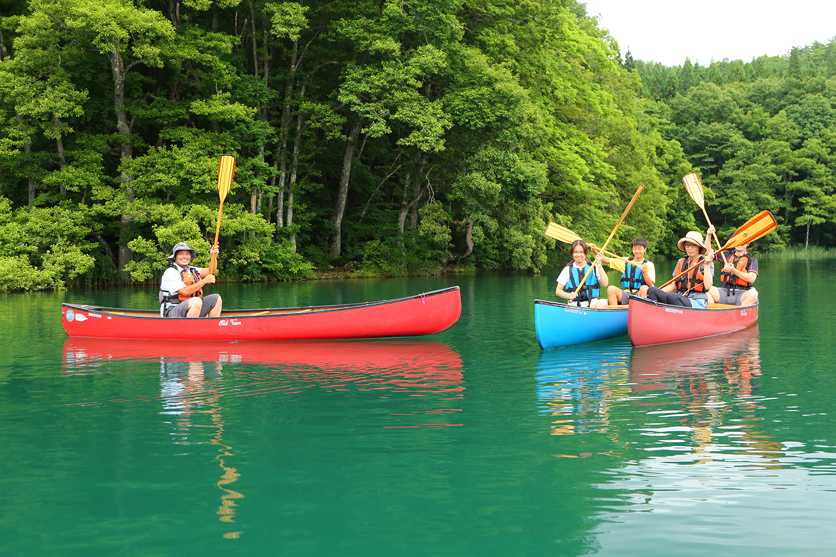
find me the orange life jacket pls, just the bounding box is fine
[178,266,203,302]
[720,253,753,292]
[674,256,706,294]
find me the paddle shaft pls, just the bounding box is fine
[573,184,644,296]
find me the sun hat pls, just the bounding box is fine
[676,231,706,253]
[168,242,197,261]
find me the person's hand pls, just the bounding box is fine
[594,251,604,266]
[705,248,714,262]
[707,225,716,236]
[566,292,577,302]
[641,263,648,274]
[202,274,216,285]
[723,262,734,273]
[210,244,219,256]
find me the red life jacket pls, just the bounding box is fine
[674,256,706,294]
[720,253,753,292]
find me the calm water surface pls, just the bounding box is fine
[2,259,835,556]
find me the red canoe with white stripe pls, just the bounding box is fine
[61,287,461,340]
[628,295,758,347]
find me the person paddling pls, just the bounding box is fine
[600,237,655,305]
[644,231,714,308]
[159,242,223,318]
[707,225,759,306]
[555,239,609,308]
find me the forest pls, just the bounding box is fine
[0,0,833,291]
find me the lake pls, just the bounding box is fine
[1,258,835,556]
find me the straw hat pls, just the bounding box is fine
[677,231,706,253]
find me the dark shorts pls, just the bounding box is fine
[716,289,746,306]
[165,294,220,317]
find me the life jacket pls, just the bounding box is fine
[720,252,753,293]
[620,257,651,292]
[564,262,600,302]
[159,264,203,305]
[674,256,706,294]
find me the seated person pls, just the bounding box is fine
[159,242,223,318]
[601,237,655,305]
[708,234,758,306]
[555,239,609,308]
[644,231,714,308]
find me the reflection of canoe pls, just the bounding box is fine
[629,325,760,392]
[61,287,461,340]
[534,299,627,349]
[63,337,464,391]
[628,296,758,347]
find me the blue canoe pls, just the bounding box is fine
[534,299,628,350]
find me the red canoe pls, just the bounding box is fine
[628,295,758,347]
[62,286,461,340]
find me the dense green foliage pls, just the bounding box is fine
[0,0,691,290]
[635,43,836,250]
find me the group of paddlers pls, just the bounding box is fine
[555,226,758,309]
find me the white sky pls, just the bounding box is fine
[583,0,836,67]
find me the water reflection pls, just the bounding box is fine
[63,338,465,538]
[536,340,632,438]
[627,326,774,465]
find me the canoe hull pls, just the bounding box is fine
[534,299,628,350]
[628,296,758,347]
[62,287,461,341]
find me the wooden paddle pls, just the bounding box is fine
[660,210,777,290]
[572,184,644,297]
[209,155,236,275]
[544,222,644,270]
[683,173,728,264]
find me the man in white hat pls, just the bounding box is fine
[159,242,223,318]
[643,230,715,308]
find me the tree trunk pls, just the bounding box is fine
[53,113,67,198]
[274,38,299,231]
[108,47,135,278]
[805,220,811,251]
[460,220,475,260]
[330,121,361,256]
[287,110,305,254]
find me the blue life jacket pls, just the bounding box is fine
[620,258,651,292]
[564,262,600,302]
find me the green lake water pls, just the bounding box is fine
[2,258,836,556]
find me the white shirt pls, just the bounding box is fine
[160,264,194,316]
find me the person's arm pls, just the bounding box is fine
[641,261,655,287]
[196,245,220,277]
[594,252,608,288]
[724,259,758,284]
[702,257,714,291]
[178,274,215,297]
[555,282,578,302]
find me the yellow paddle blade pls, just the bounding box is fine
[217,154,236,202]
[682,173,704,208]
[544,222,582,243]
[723,210,777,249]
